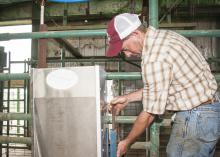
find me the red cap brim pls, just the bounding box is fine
[106,17,123,57]
[106,39,122,57]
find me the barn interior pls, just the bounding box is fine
[0,0,220,157]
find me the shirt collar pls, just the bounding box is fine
[142,26,157,57]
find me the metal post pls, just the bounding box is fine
[61,48,66,67]
[118,60,125,140]
[38,24,48,68]
[17,88,20,134]
[31,0,40,67]
[149,0,159,28]
[150,123,160,157]
[0,47,4,157]
[149,0,159,156]
[110,130,117,157]
[6,51,11,157]
[24,60,27,137]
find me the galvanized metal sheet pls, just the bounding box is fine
[32,66,106,157]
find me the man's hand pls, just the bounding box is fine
[117,139,130,157]
[116,111,155,157]
[108,89,143,115]
[108,96,129,115]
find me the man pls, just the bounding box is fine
[106,13,220,157]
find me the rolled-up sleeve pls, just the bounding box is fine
[142,61,173,115]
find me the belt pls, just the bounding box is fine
[201,98,216,106]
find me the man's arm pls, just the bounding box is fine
[124,88,143,102]
[109,88,143,114]
[117,111,155,157]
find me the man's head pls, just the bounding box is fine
[106,13,144,57]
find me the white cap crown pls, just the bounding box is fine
[114,13,141,39]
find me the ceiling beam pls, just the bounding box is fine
[54,38,83,58]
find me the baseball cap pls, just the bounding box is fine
[106,13,142,57]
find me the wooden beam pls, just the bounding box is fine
[54,38,82,58]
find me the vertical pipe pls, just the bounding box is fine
[150,123,160,157]
[62,2,67,67]
[38,2,47,68]
[149,0,159,28]
[118,61,125,143]
[24,60,27,138]
[17,88,20,134]
[31,1,40,66]
[216,20,220,70]
[0,47,5,157]
[146,129,149,157]
[105,128,109,157]
[27,66,31,136]
[149,0,159,156]
[61,48,65,67]
[40,5,44,25]
[6,52,11,157]
[37,24,48,68]
[63,3,68,26]
[110,130,117,157]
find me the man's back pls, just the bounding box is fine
[141,26,217,113]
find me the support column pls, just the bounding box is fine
[0,47,6,157]
[216,17,220,70]
[149,0,159,156]
[149,0,159,28]
[31,1,40,67]
[37,24,48,68]
[150,123,160,157]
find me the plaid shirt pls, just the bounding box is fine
[141,26,217,114]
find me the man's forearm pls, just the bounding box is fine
[124,88,143,103]
[124,111,155,145]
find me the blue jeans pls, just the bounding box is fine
[166,101,220,157]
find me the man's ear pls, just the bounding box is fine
[130,30,141,38]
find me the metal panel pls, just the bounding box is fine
[33,66,98,98]
[32,66,106,157]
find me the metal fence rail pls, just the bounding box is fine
[1,72,220,81]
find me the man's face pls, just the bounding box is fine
[121,34,142,57]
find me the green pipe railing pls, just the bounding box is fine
[0,73,29,81]
[0,29,106,41]
[9,57,220,66]
[0,133,148,149]
[104,116,171,126]
[106,72,142,80]
[175,30,220,37]
[1,72,220,81]
[0,29,220,41]
[0,136,31,144]
[0,112,171,146]
[0,114,171,126]
[0,113,31,121]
